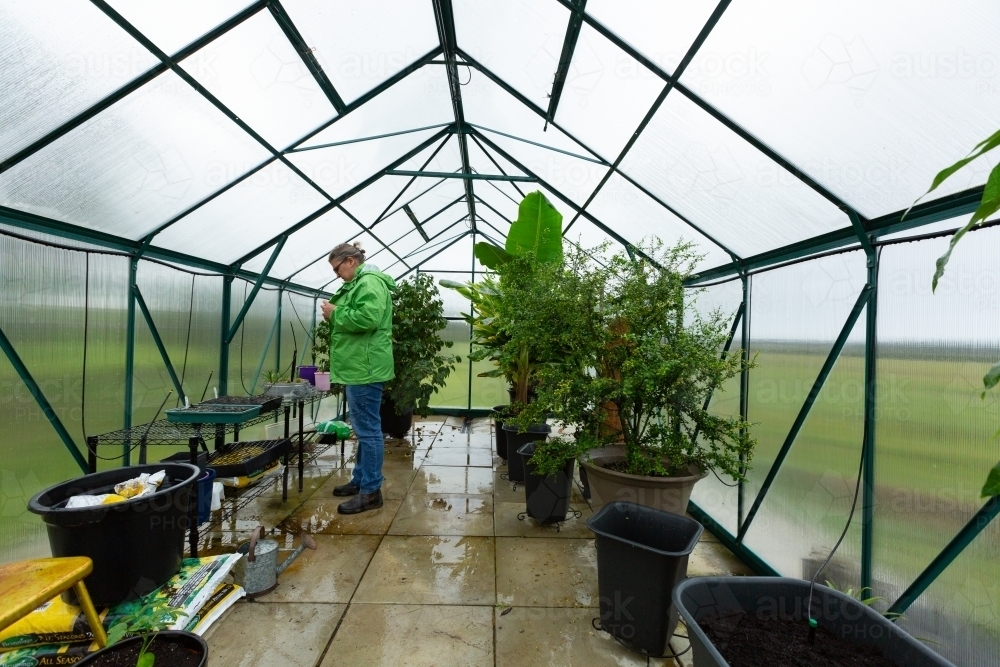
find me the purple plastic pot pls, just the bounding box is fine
[298,365,318,385]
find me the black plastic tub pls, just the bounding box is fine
[518,441,574,523]
[28,464,199,607]
[587,501,703,657]
[380,396,413,439]
[502,423,550,483]
[75,631,208,666]
[673,577,955,667]
[492,405,509,460]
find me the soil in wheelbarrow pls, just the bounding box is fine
[89,640,202,667]
[701,612,897,667]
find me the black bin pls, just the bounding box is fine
[492,405,509,460]
[502,423,549,482]
[587,501,703,657]
[28,463,199,607]
[518,441,574,523]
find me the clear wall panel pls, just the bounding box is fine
[0,0,157,162]
[227,280,280,396]
[873,230,1000,664]
[585,0,719,76]
[453,0,569,110]
[429,320,472,410]
[182,10,337,150]
[586,171,731,270]
[277,291,317,383]
[555,24,663,161]
[620,92,848,258]
[744,251,867,508]
[681,0,1000,218]
[242,206,355,280]
[108,0,253,55]
[0,70,270,240]
[282,0,440,103]
[155,160,329,264]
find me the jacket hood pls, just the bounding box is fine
[356,263,396,291]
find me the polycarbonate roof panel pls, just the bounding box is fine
[680,0,1000,217]
[338,174,414,226]
[619,92,848,257]
[281,0,440,103]
[154,160,329,264]
[467,136,529,179]
[298,65,453,148]
[418,233,475,272]
[462,67,596,158]
[0,69,270,239]
[563,218,623,263]
[475,184,520,223]
[287,127,444,199]
[0,0,158,162]
[107,0,253,55]
[587,172,731,270]
[242,205,355,279]
[181,10,336,150]
[554,23,663,161]
[453,0,570,109]
[479,131,609,205]
[405,228,470,268]
[370,207,418,244]
[422,200,469,239]
[407,178,467,221]
[585,0,719,75]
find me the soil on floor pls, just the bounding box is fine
[700,612,897,667]
[87,639,202,667]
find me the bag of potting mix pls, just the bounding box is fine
[0,554,243,659]
[217,459,284,488]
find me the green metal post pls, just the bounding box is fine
[133,285,185,400]
[123,256,138,465]
[738,273,750,527]
[468,230,476,412]
[250,305,281,395]
[275,290,283,379]
[219,275,233,396]
[0,323,88,472]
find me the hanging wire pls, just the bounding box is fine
[175,274,197,407]
[80,253,90,441]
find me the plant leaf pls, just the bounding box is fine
[905,128,1000,218]
[505,191,563,264]
[137,652,155,667]
[474,242,511,269]
[930,163,1000,291]
[438,279,467,290]
[981,460,1000,498]
[983,362,1000,395]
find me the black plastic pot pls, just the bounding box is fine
[380,396,413,439]
[587,501,703,657]
[75,631,208,666]
[28,464,199,607]
[502,423,550,483]
[518,441,574,523]
[673,577,955,667]
[492,405,509,460]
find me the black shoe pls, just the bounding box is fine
[333,482,360,497]
[337,490,383,514]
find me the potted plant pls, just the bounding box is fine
[514,241,755,515]
[76,599,207,666]
[381,273,460,438]
[261,369,310,398]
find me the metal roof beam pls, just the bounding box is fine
[268,0,346,113]
[545,0,587,125]
[404,205,431,242]
[386,170,536,182]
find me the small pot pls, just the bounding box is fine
[579,446,707,516]
[74,631,207,666]
[298,365,318,385]
[314,372,330,391]
[502,424,550,483]
[518,441,574,523]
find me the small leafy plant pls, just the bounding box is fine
[105,599,182,667]
[262,370,284,384]
[313,318,331,372]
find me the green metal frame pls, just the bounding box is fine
[132,285,185,400]
[385,170,537,182]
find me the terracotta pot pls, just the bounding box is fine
[579,446,707,516]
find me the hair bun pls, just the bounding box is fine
[352,241,366,255]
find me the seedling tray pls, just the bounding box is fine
[165,404,262,424]
[198,395,282,415]
[206,439,292,478]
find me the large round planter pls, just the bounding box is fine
[492,405,510,460]
[380,396,414,439]
[75,631,208,666]
[502,424,550,483]
[28,464,199,607]
[579,447,707,516]
[518,441,574,523]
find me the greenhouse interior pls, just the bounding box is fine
[1,1,998,666]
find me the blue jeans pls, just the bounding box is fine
[346,383,384,494]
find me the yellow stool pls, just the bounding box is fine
[0,557,108,648]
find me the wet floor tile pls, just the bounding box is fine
[262,535,381,603]
[431,430,493,449]
[687,540,754,577]
[496,537,598,608]
[203,602,344,667]
[353,535,496,605]
[409,466,495,495]
[279,497,402,535]
[494,606,674,667]
[316,466,417,500]
[493,471,522,503]
[422,448,495,467]
[494,502,594,538]
[389,493,494,536]
[320,604,493,667]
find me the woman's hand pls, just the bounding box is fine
[321,301,335,321]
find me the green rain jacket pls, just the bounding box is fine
[328,264,396,386]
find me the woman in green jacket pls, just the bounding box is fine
[320,242,396,514]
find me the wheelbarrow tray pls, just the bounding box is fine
[207,439,292,478]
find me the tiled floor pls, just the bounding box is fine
[201,416,753,666]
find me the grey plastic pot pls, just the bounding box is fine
[579,446,707,515]
[672,577,955,667]
[74,631,207,666]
